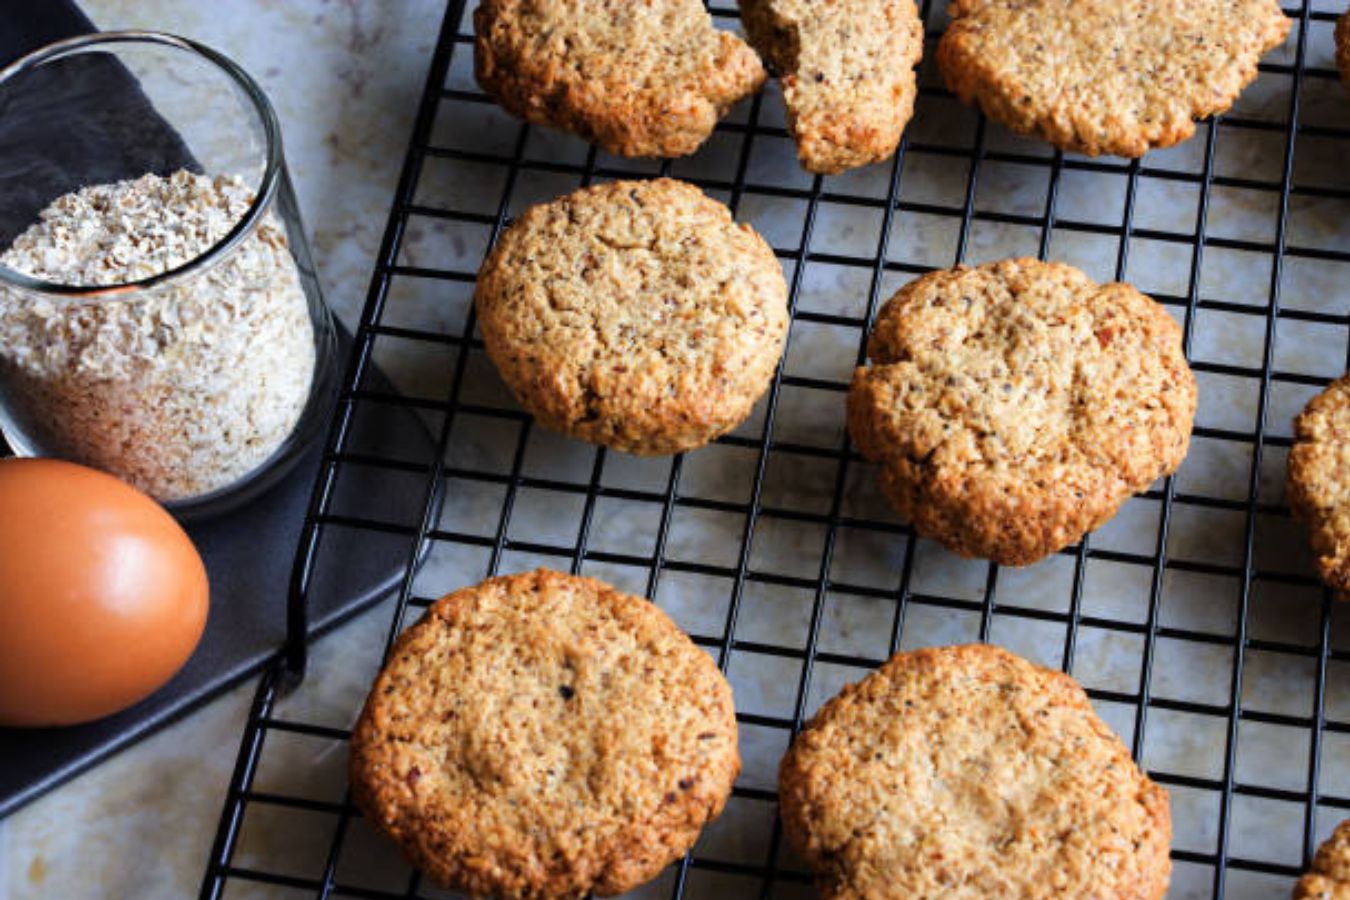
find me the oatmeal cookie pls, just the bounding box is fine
[475,178,788,455]
[778,644,1172,899]
[937,0,1291,157]
[349,569,740,899]
[1287,375,1350,600]
[847,258,1196,566]
[1296,819,1350,899]
[739,0,924,174]
[473,0,765,158]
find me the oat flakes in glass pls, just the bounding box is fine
[0,32,337,517]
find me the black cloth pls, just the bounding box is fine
[0,0,95,63]
[0,0,196,245]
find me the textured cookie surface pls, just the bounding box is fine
[476,179,788,455]
[1296,819,1350,899]
[937,0,1291,157]
[474,0,765,158]
[350,569,740,899]
[740,0,924,173]
[848,258,1196,566]
[1287,375,1350,600]
[778,644,1172,899]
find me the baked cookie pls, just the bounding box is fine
[848,258,1196,566]
[475,178,788,455]
[937,0,1291,157]
[739,0,924,174]
[778,644,1172,899]
[1287,374,1350,599]
[474,0,765,158]
[1296,819,1350,899]
[350,569,739,899]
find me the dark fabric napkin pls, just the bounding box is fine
[0,0,196,244]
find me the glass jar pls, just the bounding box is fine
[0,31,337,518]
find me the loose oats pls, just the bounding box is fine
[0,170,316,501]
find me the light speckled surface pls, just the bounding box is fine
[6,2,1350,899]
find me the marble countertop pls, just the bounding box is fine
[0,2,442,897]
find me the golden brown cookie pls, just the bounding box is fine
[473,0,765,158]
[937,0,1291,157]
[1287,375,1350,600]
[1295,819,1350,899]
[475,178,788,455]
[847,258,1196,566]
[739,0,924,174]
[778,644,1172,900]
[349,569,740,899]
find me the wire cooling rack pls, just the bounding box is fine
[200,1,1350,897]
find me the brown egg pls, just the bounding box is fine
[0,458,209,726]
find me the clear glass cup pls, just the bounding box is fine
[0,31,337,518]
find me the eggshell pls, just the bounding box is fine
[0,458,209,727]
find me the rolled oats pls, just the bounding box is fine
[0,170,316,501]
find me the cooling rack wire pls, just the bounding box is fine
[201,2,1350,897]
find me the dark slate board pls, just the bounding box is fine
[0,326,436,818]
[0,2,436,816]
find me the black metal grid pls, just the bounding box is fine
[200,1,1350,897]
